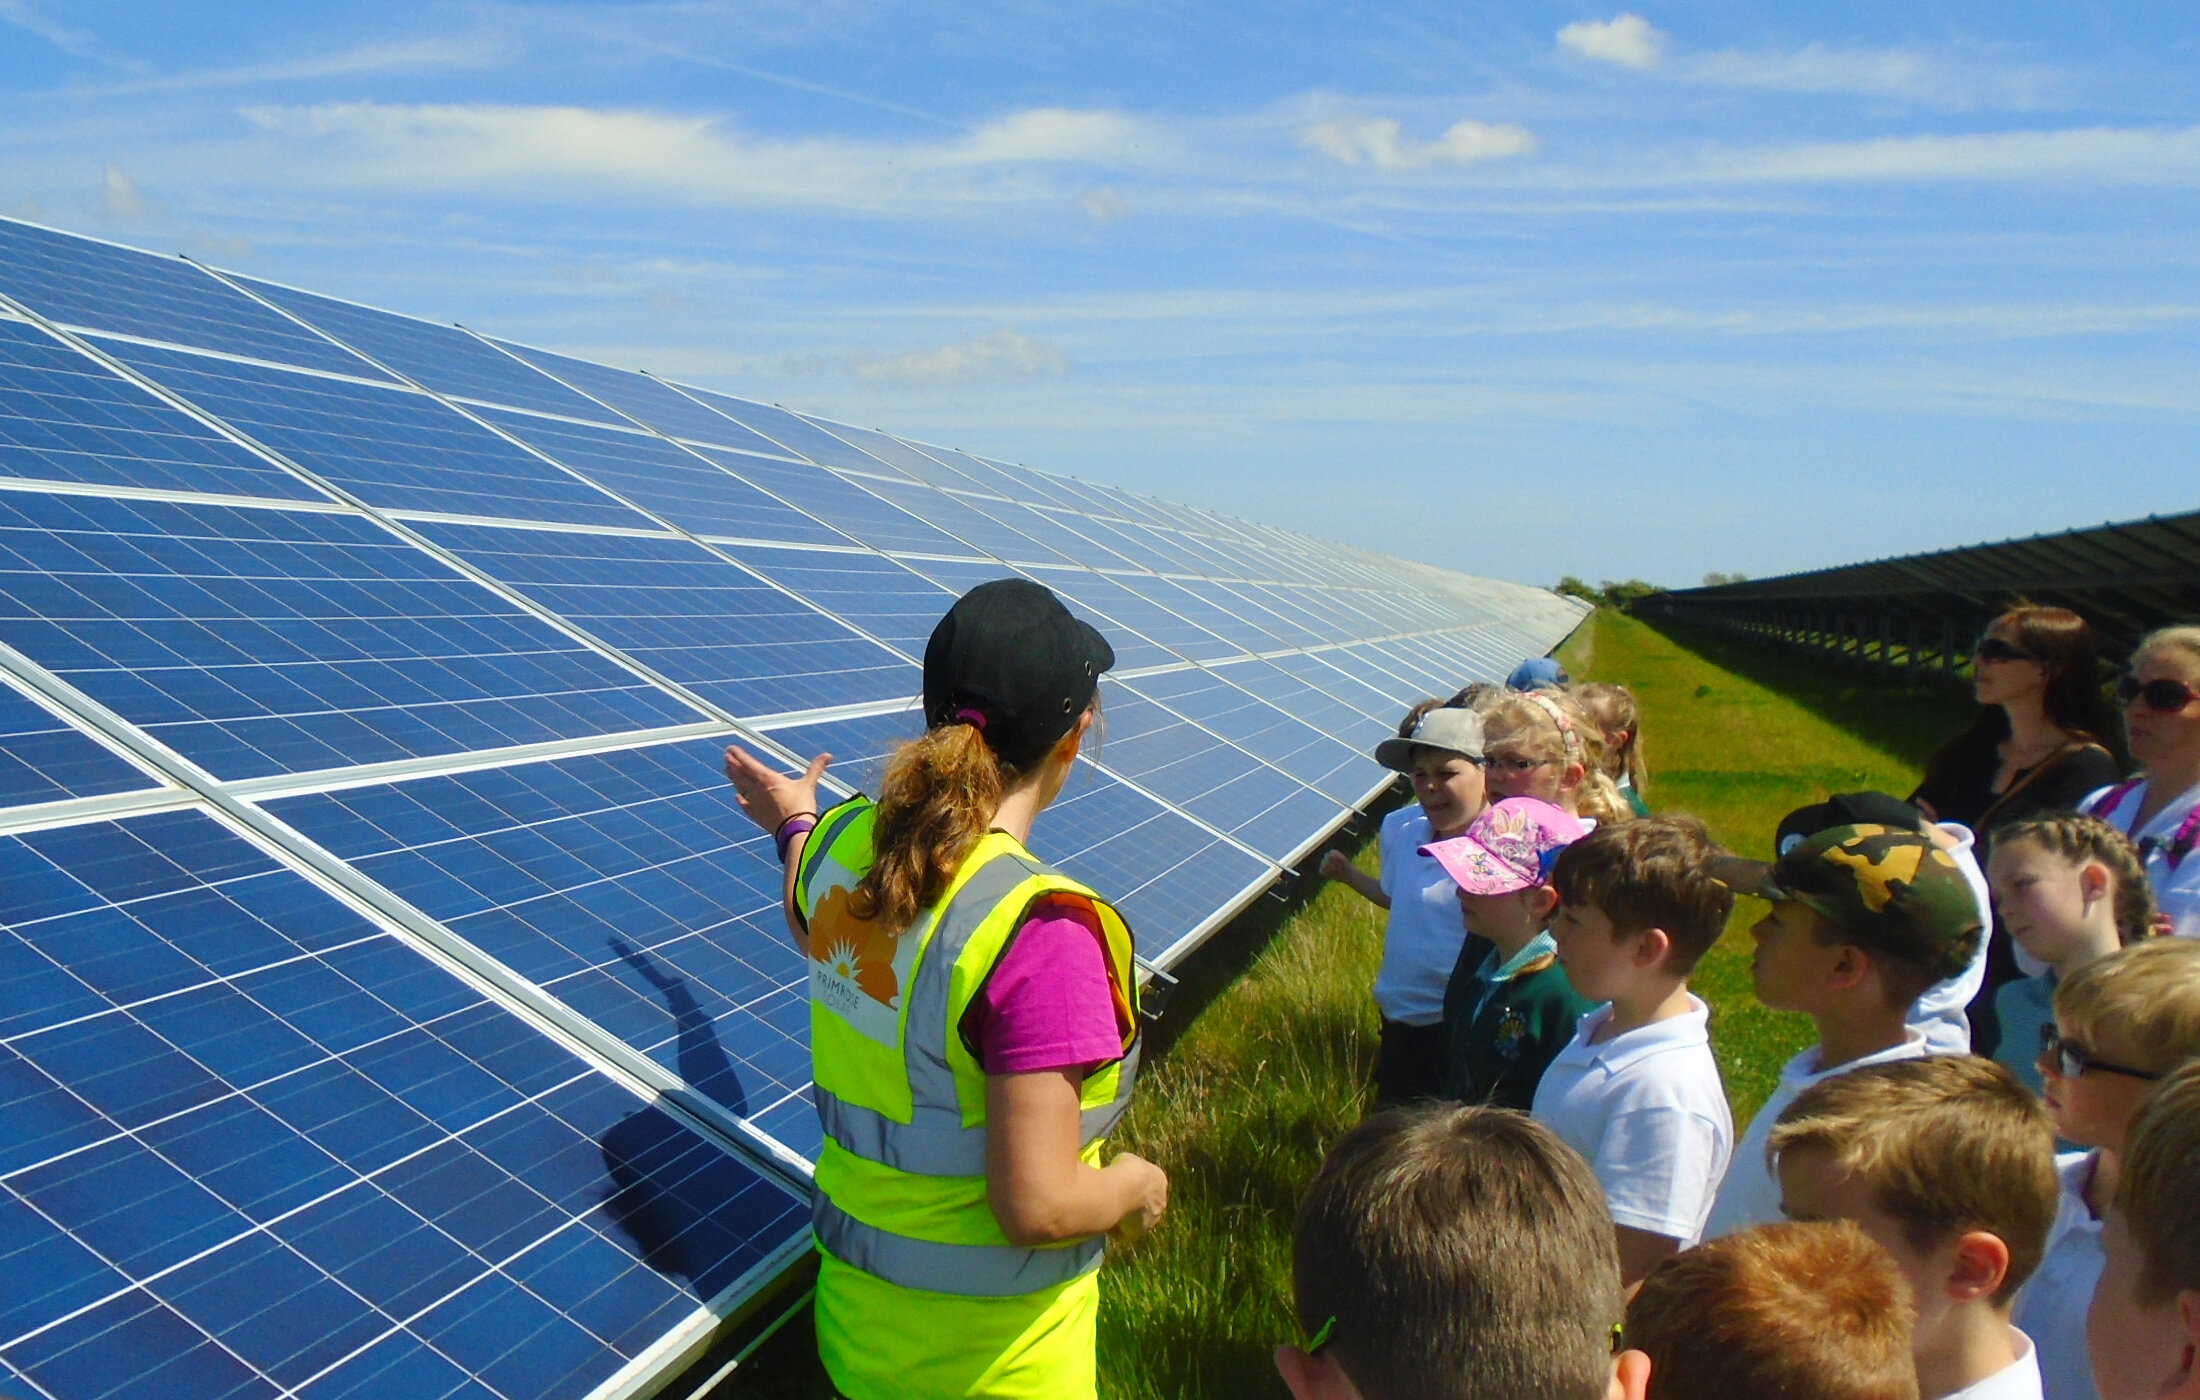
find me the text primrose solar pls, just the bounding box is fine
[0,217,1587,1400]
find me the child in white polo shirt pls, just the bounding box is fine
[1535,815,1736,1288]
[2015,939,2200,1400]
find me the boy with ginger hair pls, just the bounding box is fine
[1774,1056,2058,1400]
[1627,1220,1919,1400]
[1534,816,1736,1286]
[1278,1103,1650,1400]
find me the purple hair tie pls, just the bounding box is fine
[953,707,989,730]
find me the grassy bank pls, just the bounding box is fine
[724,609,1975,1398]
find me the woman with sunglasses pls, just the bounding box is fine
[1911,605,2120,1053]
[2085,626,2200,939]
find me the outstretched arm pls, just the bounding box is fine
[724,744,832,950]
[1317,848,1390,908]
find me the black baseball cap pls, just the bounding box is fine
[923,578,1115,770]
[1775,791,1926,856]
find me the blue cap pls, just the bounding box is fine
[1505,656,1570,690]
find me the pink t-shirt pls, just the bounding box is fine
[959,899,1129,1076]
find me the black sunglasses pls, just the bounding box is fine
[1974,637,2037,665]
[2117,674,2200,712]
[2040,1025,2160,1082]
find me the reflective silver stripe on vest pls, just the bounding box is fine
[899,851,1049,1124]
[814,1193,1104,1297]
[816,1084,988,1177]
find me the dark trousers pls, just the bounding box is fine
[1374,1017,1450,1108]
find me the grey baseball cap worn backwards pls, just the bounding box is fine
[1374,706,1486,772]
[1705,823,1982,981]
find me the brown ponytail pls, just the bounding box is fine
[850,722,1019,934]
[1991,811,2160,945]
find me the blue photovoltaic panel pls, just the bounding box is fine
[671,389,901,477]
[492,344,793,459]
[98,340,654,531]
[942,451,1088,512]
[1269,651,1418,728]
[471,407,847,548]
[756,709,922,798]
[855,478,1074,566]
[235,279,618,424]
[414,521,918,719]
[0,491,703,779]
[1028,768,1274,961]
[1092,678,1344,862]
[1039,569,1242,663]
[1117,575,1284,652]
[687,446,971,558]
[1176,579,1324,650]
[790,418,926,483]
[710,545,956,659]
[0,318,329,503]
[263,739,823,1157]
[1338,641,1453,704]
[1124,667,1383,806]
[0,807,807,1400]
[0,680,154,809]
[947,491,1139,572]
[0,221,387,382]
[1221,658,1394,752]
[895,559,1177,673]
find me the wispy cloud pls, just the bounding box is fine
[1556,14,1666,71]
[1681,43,2059,108]
[846,329,1070,386]
[73,37,503,97]
[0,0,142,68]
[1687,125,2200,185]
[1300,116,1537,170]
[236,101,1173,212]
[99,163,149,221]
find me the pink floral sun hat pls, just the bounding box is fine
[1420,797,1587,895]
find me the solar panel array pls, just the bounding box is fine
[0,217,1589,1400]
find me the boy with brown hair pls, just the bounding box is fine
[1773,1056,2059,1400]
[1703,824,1983,1237]
[1535,816,1736,1286]
[2089,1061,2200,1400]
[1627,1220,1919,1400]
[2019,939,2200,1400]
[1277,1103,1651,1400]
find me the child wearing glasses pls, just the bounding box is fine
[1984,814,2160,1094]
[1772,1057,2058,1400]
[1481,688,1632,827]
[1277,1103,1651,1400]
[2084,627,2200,940]
[2013,939,2200,1400]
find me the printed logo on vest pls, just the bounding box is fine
[808,883,922,1047]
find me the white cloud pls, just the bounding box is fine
[1557,14,1666,71]
[99,163,148,221]
[0,0,140,68]
[1301,116,1536,170]
[847,329,1069,386]
[235,101,1171,212]
[1680,44,2056,107]
[1080,185,1131,223]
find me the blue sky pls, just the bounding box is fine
[3,2,2195,590]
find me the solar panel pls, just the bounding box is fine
[0,807,806,1400]
[0,491,703,779]
[0,215,1589,1400]
[0,318,330,503]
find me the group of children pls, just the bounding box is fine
[1290,655,2200,1400]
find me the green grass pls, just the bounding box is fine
[720,609,1975,1398]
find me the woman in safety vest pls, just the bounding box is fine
[724,577,1169,1399]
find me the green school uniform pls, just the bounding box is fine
[1441,932,1597,1111]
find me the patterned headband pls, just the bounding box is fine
[1519,690,1584,769]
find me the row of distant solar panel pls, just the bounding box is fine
[0,214,1587,1400]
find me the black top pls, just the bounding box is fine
[1911,738,2124,836]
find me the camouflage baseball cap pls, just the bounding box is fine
[1704,823,1981,981]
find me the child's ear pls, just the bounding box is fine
[2079,860,2112,907]
[1826,942,1873,993]
[1526,885,1561,922]
[1275,1345,1361,1400]
[1946,1229,2012,1303]
[1609,1348,1653,1400]
[1633,927,1673,970]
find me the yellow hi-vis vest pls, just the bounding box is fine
[793,796,1142,1399]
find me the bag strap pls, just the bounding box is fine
[1978,742,2107,829]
